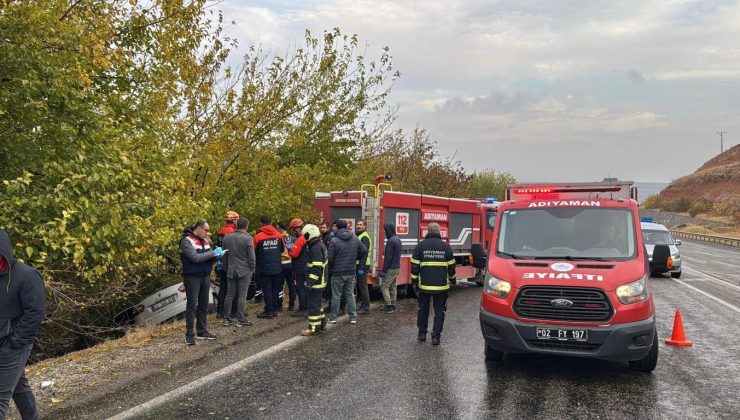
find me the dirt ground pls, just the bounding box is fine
[7,303,301,419]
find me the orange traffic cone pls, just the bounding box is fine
[665,308,693,347]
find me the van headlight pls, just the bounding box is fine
[616,274,649,304]
[484,272,511,299]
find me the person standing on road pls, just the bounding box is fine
[253,216,285,319]
[221,218,256,328]
[277,222,297,312]
[0,229,45,420]
[300,224,328,336]
[380,222,401,313]
[288,219,309,317]
[411,222,456,346]
[327,220,367,324]
[180,220,224,345]
[216,211,240,320]
[355,219,372,314]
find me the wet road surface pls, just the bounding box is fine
[100,240,740,419]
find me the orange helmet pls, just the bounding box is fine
[225,211,240,221]
[289,218,304,230]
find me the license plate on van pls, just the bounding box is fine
[151,294,177,312]
[536,328,588,341]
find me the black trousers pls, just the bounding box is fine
[184,275,211,336]
[260,273,282,315]
[306,288,326,332]
[356,267,370,310]
[280,264,296,307]
[417,291,448,338]
[294,271,308,312]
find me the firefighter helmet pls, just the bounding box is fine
[302,224,320,241]
[289,218,304,230]
[225,211,240,221]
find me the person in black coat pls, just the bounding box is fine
[0,229,46,420]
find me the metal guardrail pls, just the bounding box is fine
[671,230,740,248]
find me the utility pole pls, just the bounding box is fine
[717,131,726,153]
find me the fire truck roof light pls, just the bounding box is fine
[513,186,622,194]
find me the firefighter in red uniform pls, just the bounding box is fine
[288,219,309,317]
[410,222,456,346]
[300,224,328,336]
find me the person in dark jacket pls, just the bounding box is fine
[380,222,402,313]
[300,224,328,336]
[355,219,372,314]
[0,229,45,420]
[180,221,224,345]
[327,220,367,324]
[216,211,239,319]
[221,218,256,327]
[253,216,285,319]
[288,219,309,317]
[277,222,296,311]
[410,223,456,345]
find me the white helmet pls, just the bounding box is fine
[302,224,321,241]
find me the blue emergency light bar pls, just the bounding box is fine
[640,217,654,223]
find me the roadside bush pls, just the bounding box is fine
[662,197,692,213]
[642,194,662,209]
[688,198,714,217]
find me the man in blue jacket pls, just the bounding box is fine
[327,220,367,324]
[0,229,45,420]
[380,222,401,313]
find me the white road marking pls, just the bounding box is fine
[683,266,740,292]
[674,279,740,315]
[107,335,306,419]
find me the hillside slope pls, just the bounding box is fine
[659,144,740,210]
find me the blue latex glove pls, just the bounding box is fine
[357,269,365,276]
[213,246,224,258]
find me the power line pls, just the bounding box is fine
[716,131,727,153]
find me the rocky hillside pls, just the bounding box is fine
[659,144,740,210]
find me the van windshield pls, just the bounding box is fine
[496,207,636,261]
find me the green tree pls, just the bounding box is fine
[467,169,517,201]
[0,0,228,353]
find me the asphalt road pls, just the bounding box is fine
[99,240,740,420]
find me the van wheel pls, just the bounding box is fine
[485,344,504,361]
[628,329,658,372]
[671,270,682,279]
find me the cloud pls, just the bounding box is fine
[223,0,740,181]
[626,70,646,84]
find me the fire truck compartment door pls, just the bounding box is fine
[449,213,474,252]
[384,207,420,252]
[331,207,362,231]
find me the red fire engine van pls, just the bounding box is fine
[479,180,664,372]
[314,183,488,294]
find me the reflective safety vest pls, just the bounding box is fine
[356,230,372,266]
[410,233,456,293]
[306,240,328,290]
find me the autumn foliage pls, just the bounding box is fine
[0,1,513,356]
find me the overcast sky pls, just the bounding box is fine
[222,0,740,182]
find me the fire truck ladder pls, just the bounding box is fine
[361,183,392,275]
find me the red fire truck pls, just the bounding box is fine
[314,182,491,294]
[479,180,671,372]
